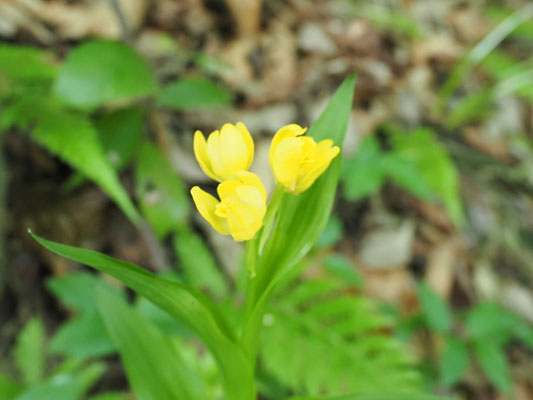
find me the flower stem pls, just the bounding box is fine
[257,184,285,254]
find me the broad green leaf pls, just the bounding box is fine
[96,107,144,170]
[380,154,432,200]
[416,282,452,334]
[46,272,124,313]
[14,318,45,387]
[174,227,228,299]
[474,341,511,393]
[97,288,206,400]
[323,254,362,287]
[0,373,22,399]
[0,45,56,83]
[341,137,385,200]
[136,142,189,238]
[32,110,141,224]
[50,312,115,359]
[135,296,191,336]
[16,363,105,400]
[242,75,356,361]
[54,40,157,109]
[390,128,463,226]
[439,337,469,386]
[465,302,515,345]
[157,77,231,109]
[31,232,255,400]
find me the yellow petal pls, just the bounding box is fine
[207,124,250,180]
[234,170,267,201]
[271,137,304,189]
[194,130,219,181]
[190,186,229,235]
[225,191,266,242]
[295,145,340,194]
[269,124,307,165]
[236,122,254,169]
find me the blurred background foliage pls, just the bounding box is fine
[1,0,533,399]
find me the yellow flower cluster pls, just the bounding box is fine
[191,122,339,241]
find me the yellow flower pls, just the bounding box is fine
[194,122,254,182]
[190,171,267,242]
[269,124,340,195]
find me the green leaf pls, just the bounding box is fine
[341,137,385,201]
[0,373,22,399]
[380,154,433,200]
[474,341,511,393]
[390,128,463,226]
[54,40,157,109]
[316,216,343,248]
[97,287,207,400]
[96,107,144,170]
[136,142,189,238]
[323,254,362,287]
[0,45,56,83]
[46,272,124,313]
[32,110,141,224]
[14,318,45,387]
[416,282,452,334]
[439,337,469,386]
[465,302,515,344]
[157,77,231,109]
[50,312,115,359]
[31,232,255,400]
[290,393,451,400]
[16,363,105,400]
[243,75,356,362]
[87,393,126,400]
[173,227,228,299]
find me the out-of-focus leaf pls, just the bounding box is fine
[157,77,231,109]
[0,373,22,399]
[323,254,362,287]
[390,128,463,226]
[446,89,492,128]
[474,341,511,393]
[136,142,189,238]
[439,337,469,386]
[416,282,452,334]
[31,232,255,400]
[290,393,450,400]
[135,297,191,337]
[87,393,126,400]
[14,318,45,387]
[50,312,115,359]
[97,288,207,400]
[465,302,515,345]
[341,137,384,200]
[96,107,144,170]
[243,75,356,360]
[316,216,343,248]
[64,107,145,192]
[47,272,124,313]
[0,45,56,83]
[32,110,141,223]
[16,363,105,400]
[54,40,157,109]
[341,136,432,201]
[174,227,228,299]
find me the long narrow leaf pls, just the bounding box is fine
[97,288,206,399]
[30,232,255,400]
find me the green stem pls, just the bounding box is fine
[258,184,285,254]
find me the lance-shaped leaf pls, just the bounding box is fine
[30,232,255,400]
[97,287,206,399]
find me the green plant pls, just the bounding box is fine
[407,282,533,394]
[26,76,451,399]
[0,317,114,400]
